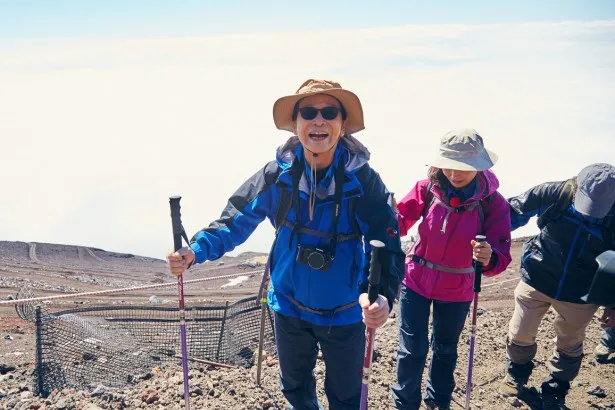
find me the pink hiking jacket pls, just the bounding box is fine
[397,170,512,302]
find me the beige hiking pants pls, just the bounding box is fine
[507,280,599,381]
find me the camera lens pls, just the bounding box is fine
[307,251,326,270]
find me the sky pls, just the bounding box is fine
[1,2,614,259]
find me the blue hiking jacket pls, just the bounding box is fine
[189,135,404,326]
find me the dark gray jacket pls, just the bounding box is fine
[509,180,615,304]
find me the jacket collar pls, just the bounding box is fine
[275,135,369,197]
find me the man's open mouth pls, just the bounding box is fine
[308,133,329,141]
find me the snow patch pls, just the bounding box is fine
[221,276,250,288]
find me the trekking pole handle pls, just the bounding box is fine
[368,240,385,304]
[170,196,184,252]
[473,235,487,293]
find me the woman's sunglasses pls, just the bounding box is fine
[298,106,341,121]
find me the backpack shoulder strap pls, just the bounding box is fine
[422,181,436,217]
[347,196,361,235]
[477,192,495,224]
[477,198,486,231]
[274,188,293,234]
[537,177,577,229]
[553,177,577,217]
[274,158,304,234]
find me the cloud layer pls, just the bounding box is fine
[1,21,613,258]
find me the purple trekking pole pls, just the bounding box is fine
[465,234,486,410]
[360,239,385,410]
[169,196,191,410]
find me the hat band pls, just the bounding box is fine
[440,147,485,159]
[299,86,335,94]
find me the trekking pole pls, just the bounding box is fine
[169,196,191,410]
[465,234,487,410]
[360,239,385,410]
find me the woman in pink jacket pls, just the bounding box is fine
[391,129,512,410]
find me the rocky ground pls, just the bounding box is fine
[1,239,614,409]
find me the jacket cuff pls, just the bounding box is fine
[189,242,204,265]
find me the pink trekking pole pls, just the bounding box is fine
[170,196,191,410]
[360,239,385,410]
[465,234,486,410]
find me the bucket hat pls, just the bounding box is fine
[273,79,365,134]
[428,128,498,171]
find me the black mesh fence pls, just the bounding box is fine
[26,296,275,397]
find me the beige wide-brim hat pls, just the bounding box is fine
[273,79,365,134]
[428,128,499,172]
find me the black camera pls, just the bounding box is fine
[296,245,333,272]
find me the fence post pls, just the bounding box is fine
[35,306,47,397]
[216,301,229,361]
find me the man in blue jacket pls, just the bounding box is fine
[500,163,615,410]
[168,79,404,410]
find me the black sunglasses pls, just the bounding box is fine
[298,106,341,121]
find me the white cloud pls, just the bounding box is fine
[1,21,614,258]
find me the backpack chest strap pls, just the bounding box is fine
[282,221,360,242]
[424,183,487,234]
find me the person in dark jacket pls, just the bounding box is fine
[167,79,405,410]
[500,163,615,410]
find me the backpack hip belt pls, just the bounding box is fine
[410,254,475,274]
[286,294,358,316]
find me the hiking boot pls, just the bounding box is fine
[422,399,450,410]
[542,393,566,410]
[594,343,615,362]
[541,375,569,410]
[499,373,525,397]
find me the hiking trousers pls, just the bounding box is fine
[392,285,471,410]
[506,280,599,383]
[274,312,365,410]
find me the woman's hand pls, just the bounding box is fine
[166,247,195,277]
[471,239,492,266]
[359,293,390,329]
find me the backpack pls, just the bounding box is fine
[537,177,615,245]
[422,181,492,233]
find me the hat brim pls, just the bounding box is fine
[273,89,365,135]
[574,190,614,218]
[427,149,499,171]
